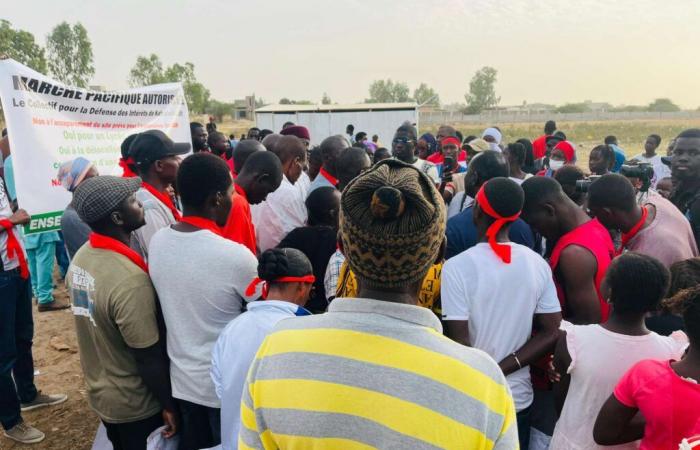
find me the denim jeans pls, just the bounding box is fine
[0,269,37,430]
[26,241,56,304]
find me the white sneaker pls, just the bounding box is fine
[3,421,45,444]
[21,392,68,412]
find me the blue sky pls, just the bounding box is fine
[5,0,700,107]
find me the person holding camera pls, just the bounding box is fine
[631,134,672,187]
[587,174,698,267]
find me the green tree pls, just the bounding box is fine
[366,79,411,103]
[464,67,500,114]
[321,92,331,104]
[128,55,210,113]
[205,99,234,122]
[610,104,647,112]
[647,98,680,112]
[128,54,165,86]
[0,20,47,73]
[278,98,312,105]
[46,22,94,87]
[413,83,439,106]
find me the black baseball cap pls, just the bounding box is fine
[128,130,191,165]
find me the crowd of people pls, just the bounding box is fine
[1,117,700,450]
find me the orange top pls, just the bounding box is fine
[222,183,257,255]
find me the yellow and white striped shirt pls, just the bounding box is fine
[239,298,518,449]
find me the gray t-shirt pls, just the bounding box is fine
[61,204,91,260]
[130,187,177,261]
[148,227,261,407]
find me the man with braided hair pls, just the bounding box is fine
[239,159,518,449]
[442,177,562,449]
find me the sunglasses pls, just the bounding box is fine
[392,137,415,146]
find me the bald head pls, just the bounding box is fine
[262,133,283,153]
[272,135,307,184]
[437,125,458,140]
[521,176,576,240]
[337,147,371,191]
[463,151,509,197]
[319,135,348,176]
[273,135,306,164]
[237,151,284,205]
[233,139,265,175]
[522,176,566,211]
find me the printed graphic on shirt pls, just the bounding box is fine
[0,183,10,210]
[70,265,96,326]
[337,262,442,314]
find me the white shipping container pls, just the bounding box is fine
[254,103,418,147]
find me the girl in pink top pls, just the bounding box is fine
[594,282,700,449]
[551,253,688,450]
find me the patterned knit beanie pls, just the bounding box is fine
[340,158,446,288]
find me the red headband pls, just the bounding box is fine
[441,136,461,148]
[119,157,137,178]
[475,183,521,264]
[245,275,316,299]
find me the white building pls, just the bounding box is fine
[255,102,418,146]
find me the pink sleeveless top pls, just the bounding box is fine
[550,219,614,323]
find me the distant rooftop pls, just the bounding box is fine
[256,102,417,113]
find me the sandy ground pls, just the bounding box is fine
[1,279,98,450]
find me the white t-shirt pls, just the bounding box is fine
[0,181,24,271]
[411,158,440,184]
[211,300,310,450]
[550,322,688,450]
[441,242,561,411]
[252,175,307,252]
[148,227,260,407]
[631,153,671,187]
[509,174,533,185]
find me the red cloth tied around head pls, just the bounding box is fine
[119,157,138,178]
[553,141,576,162]
[475,184,521,264]
[0,219,29,278]
[441,136,461,148]
[245,275,316,299]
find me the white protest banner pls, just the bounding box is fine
[0,58,191,234]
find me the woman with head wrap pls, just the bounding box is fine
[417,133,437,160]
[58,157,99,259]
[537,140,576,178]
[482,127,503,152]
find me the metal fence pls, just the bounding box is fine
[419,110,700,124]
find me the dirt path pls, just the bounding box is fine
[2,281,98,450]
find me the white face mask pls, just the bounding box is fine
[549,160,565,171]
